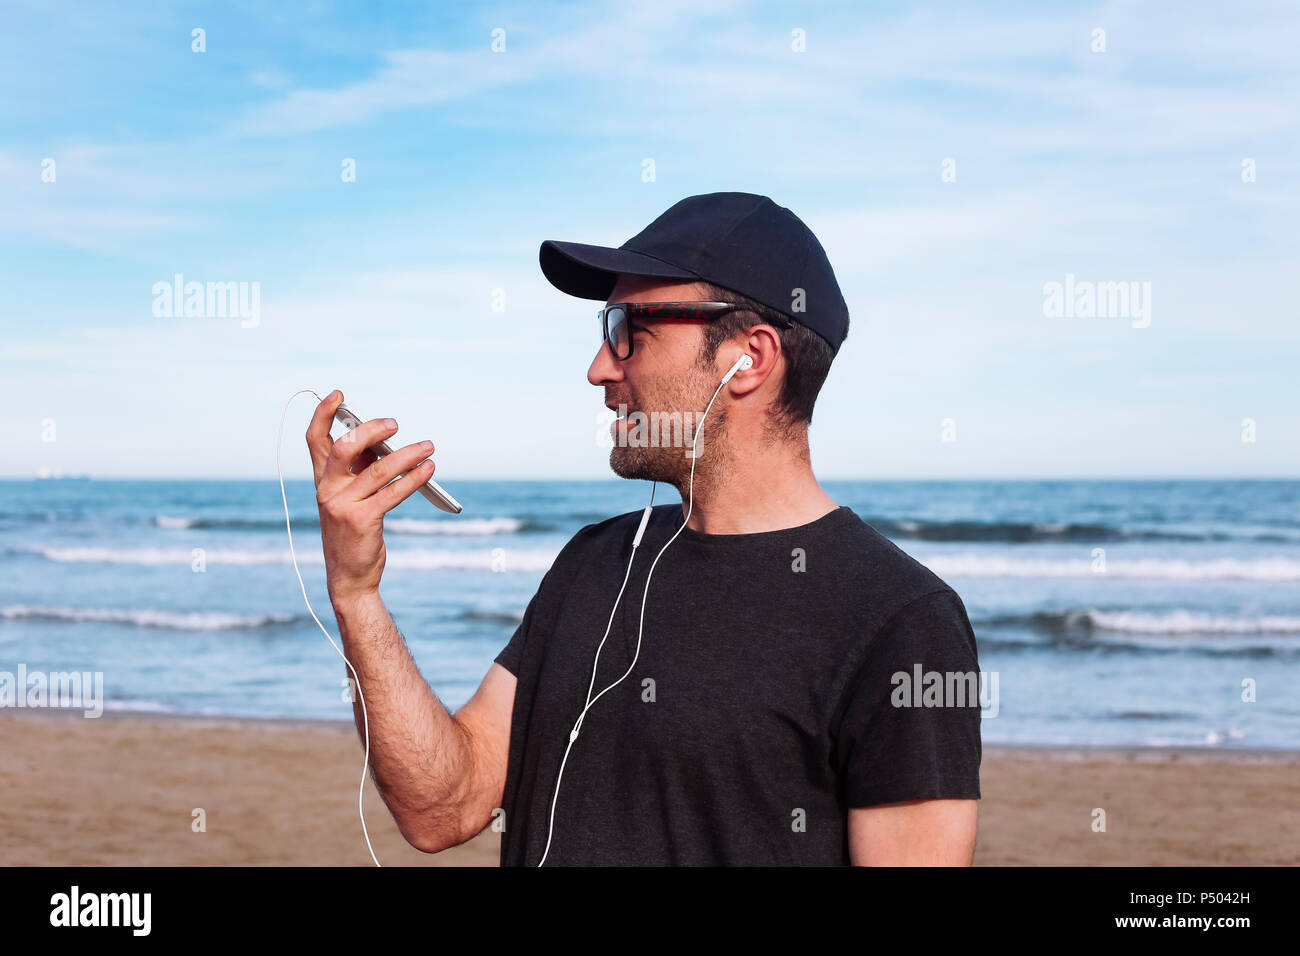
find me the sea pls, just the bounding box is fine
[2,478,1297,749]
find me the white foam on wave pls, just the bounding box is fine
[30,544,1300,581]
[154,515,195,529]
[0,604,297,630]
[149,515,528,535]
[103,699,175,713]
[30,546,560,572]
[924,554,1300,581]
[1075,609,1300,635]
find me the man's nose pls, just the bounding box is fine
[588,343,623,387]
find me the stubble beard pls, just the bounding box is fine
[608,379,731,494]
[609,405,730,488]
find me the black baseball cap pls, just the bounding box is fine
[539,191,849,356]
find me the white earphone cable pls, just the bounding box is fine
[535,484,649,868]
[276,388,381,867]
[537,367,735,866]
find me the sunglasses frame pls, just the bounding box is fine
[597,300,792,361]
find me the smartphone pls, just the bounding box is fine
[333,402,463,514]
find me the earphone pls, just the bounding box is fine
[274,353,754,868]
[537,352,753,866]
[721,352,754,384]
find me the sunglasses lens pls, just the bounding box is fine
[605,306,630,358]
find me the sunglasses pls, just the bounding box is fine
[597,300,792,361]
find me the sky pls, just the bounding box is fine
[2,0,1297,479]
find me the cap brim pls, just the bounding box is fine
[539,239,700,302]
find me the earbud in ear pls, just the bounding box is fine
[720,353,753,385]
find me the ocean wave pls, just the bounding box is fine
[872,518,1136,542]
[984,609,1300,636]
[2,508,1293,543]
[0,604,298,630]
[24,544,1300,580]
[924,555,1300,581]
[154,515,299,531]
[103,698,176,713]
[149,514,549,534]
[29,546,560,572]
[456,608,526,626]
[154,514,195,529]
[867,517,1300,544]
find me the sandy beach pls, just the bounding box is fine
[1,709,1296,866]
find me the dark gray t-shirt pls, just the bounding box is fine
[493,503,982,866]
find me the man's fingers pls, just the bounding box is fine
[305,389,343,484]
[351,447,380,475]
[366,457,437,518]
[350,440,434,502]
[323,418,399,484]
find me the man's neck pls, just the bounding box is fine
[673,435,838,535]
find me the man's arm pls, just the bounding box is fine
[333,594,517,852]
[307,390,515,853]
[848,799,978,865]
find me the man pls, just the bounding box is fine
[307,192,981,866]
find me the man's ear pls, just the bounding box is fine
[726,325,782,395]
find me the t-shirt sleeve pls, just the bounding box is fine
[831,587,983,808]
[492,522,599,676]
[492,520,605,677]
[494,590,538,677]
[493,580,551,676]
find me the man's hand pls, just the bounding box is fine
[305,389,438,606]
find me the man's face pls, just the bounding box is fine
[587,276,725,484]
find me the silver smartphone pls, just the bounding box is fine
[333,402,463,514]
